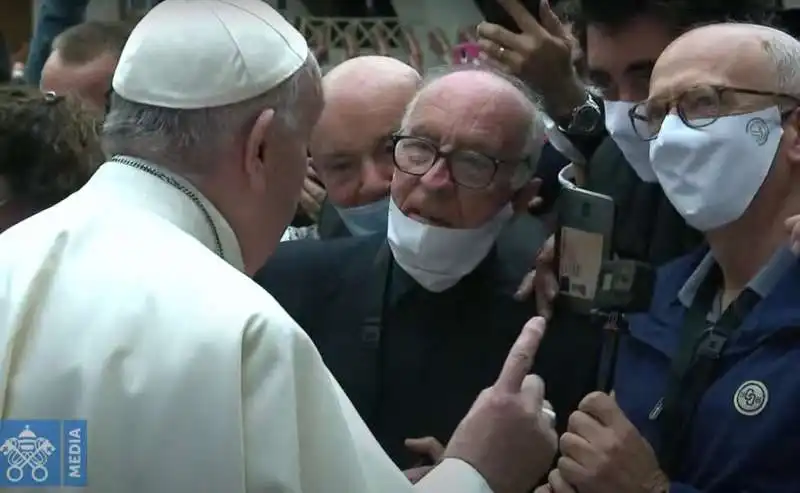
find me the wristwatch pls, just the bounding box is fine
[557,92,603,135]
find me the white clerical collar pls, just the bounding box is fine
[91,158,245,272]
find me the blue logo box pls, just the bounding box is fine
[0,420,87,487]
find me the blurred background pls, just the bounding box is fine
[0,0,797,77]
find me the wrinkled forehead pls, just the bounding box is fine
[403,73,530,149]
[650,30,772,98]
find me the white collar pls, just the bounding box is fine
[90,158,245,272]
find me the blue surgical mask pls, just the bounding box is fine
[335,197,390,236]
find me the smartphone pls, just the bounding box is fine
[554,178,615,315]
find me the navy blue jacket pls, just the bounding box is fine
[615,247,800,492]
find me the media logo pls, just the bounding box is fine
[0,420,87,487]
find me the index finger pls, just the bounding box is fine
[497,0,543,33]
[495,316,547,392]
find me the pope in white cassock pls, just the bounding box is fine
[0,1,558,492]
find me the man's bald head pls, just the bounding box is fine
[311,56,421,209]
[322,55,420,96]
[651,23,800,98]
[402,68,540,161]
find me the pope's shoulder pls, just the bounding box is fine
[0,200,305,345]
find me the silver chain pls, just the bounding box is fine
[111,156,224,258]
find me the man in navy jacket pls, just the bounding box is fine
[537,22,800,493]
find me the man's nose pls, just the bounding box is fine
[419,158,456,191]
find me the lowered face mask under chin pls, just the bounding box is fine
[649,106,782,231]
[387,199,513,292]
[604,100,658,183]
[334,196,390,236]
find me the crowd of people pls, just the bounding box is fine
[0,0,799,492]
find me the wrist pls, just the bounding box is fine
[544,78,588,124]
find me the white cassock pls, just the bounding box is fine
[0,160,492,493]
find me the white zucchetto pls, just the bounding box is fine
[112,0,310,109]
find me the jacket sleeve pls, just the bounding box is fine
[241,310,493,493]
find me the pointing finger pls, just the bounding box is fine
[495,316,547,392]
[497,0,544,33]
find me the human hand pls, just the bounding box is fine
[514,235,558,319]
[533,469,577,493]
[557,392,669,493]
[406,436,445,465]
[476,0,584,119]
[299,164,326,222]
[444,317,558,493]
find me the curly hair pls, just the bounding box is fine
[567,0,781,48]
[0,85,103,208]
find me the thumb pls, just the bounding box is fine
[539,0,567,39]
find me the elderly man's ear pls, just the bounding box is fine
[512,177,542,214]
[784,108,800,165]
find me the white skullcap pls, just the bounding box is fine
[112,0,310,109]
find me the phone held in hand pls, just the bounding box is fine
[554,167,615,315]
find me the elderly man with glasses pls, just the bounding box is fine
[254,65,585,485]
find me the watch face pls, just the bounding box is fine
[574,105,601,133]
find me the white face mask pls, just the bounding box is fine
[650,106,782,231]
[387,198,513,292]
[604,100,659,183]
[334,197,389,236]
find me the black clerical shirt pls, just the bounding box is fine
[254,232,600,469]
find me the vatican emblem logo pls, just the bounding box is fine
[0,425,56,483]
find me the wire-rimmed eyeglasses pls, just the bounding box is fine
[391,134,525,189]
[628,85,800,141]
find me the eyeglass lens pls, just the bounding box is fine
[393,137,497,188]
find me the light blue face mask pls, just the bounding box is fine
[334,196,390,236]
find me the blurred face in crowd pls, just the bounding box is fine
[0,87,101,232]
[40,50,118,114]
[310,56,419,208]
[585,15,674,102]
[391,70,536,229]
[643,24,800,232]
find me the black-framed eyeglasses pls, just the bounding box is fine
[629,85,800,141]
[391,135,521,189]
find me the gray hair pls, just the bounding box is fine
[101,53,320,172]
[400,64,545,189]
[756,25,800,98]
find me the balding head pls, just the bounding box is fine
[311,56,420,210]
[322,55,419,96]
[392,66,543,230]
[646,22,800,234]
[651,23,800,99]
